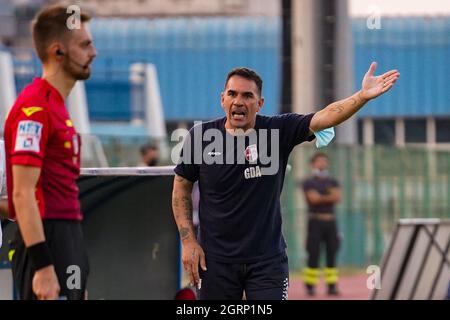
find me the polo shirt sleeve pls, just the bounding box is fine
[276,113,316,152]
[9,105,52,168]
[174,127,200,183]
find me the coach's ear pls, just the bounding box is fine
[257,96,264,112]
[220,91,225,108]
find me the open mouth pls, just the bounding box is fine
[231,111,246,120]
[84,59,94,69]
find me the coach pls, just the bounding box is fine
[172,65,399,300]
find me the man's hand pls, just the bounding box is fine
[360,62,400,100]
[182,239,207,289]
[310,62,400,132]
[32,265,60,300]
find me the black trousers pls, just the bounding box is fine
[198,252,289,300]
[10,220,89,300]
[306,219,340,268]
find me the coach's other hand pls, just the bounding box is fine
[32,265,60,300]
[360,62,400,100]
[182,239,207,289]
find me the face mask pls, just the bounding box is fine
[313,127,335,149]
[313,169,329,178]
[146,159,158,166]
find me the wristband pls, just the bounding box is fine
[27,241,53,271]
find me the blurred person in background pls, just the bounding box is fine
[3,4,96,300]
[139,143,159,166]
[172,64,399,300]
[301,152,341,296]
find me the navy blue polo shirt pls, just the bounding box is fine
[174,113,315,263]
[302,176,340,214]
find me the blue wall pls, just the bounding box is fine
[353,17,450,117]
[87,17,281,121]
[12,16,450,121]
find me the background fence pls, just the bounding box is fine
[283,144,450,271]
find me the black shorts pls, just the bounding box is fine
[198,252,289,300]
[10,220,89,300]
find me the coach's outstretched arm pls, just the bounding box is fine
[309,62,400,133]
[172,175,206,288]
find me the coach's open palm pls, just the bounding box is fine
[360,62,400,100]
[182,239,207,289]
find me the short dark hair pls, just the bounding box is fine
[140,143,157,156]
[224,67,263,96]
[31,4,92,62]
[310,152,328,164]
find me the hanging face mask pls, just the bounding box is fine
[313,127,335,149]
[313,168,329,178]
[146,159,158,166]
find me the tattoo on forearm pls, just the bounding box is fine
[330,103,344,113]
[173,192,181,221]
[184,212,193,221]
[349,97,357,106]
[181,196,193,218]
[173,176,194,231]
[354,92,367,106]
[330,94,362,114]
[179,228,190,241]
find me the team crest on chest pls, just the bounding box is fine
[245,144,258,163]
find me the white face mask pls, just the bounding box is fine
[313,127,335,149]
[313,168,329,178]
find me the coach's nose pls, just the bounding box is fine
[233,94,244,107]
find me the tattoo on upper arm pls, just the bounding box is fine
[175,175,185,183]
[173,194,180,208]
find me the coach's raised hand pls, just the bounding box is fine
[309,61,400,133]
[360,62,400,100]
